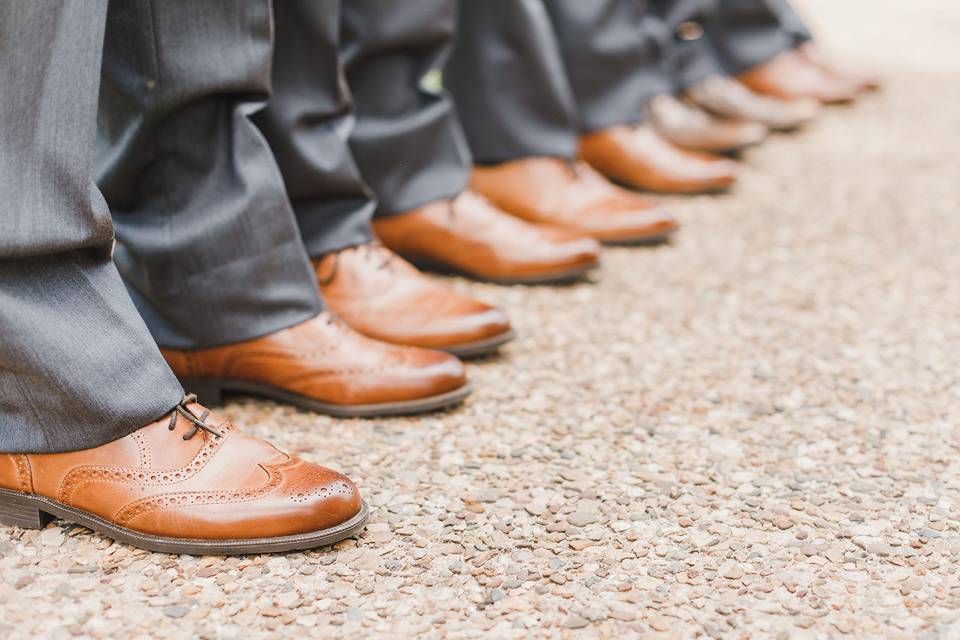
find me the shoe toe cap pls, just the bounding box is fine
[281,462,364,531]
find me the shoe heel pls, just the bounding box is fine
[0,491,54,529]
[182,379,225,406]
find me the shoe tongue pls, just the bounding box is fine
[313,252,337,283]
[131,409,215,470]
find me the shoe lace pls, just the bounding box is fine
[563,159,584,180]
[316,243,394,286]
[364,242,395,271]
[168,394,225,440]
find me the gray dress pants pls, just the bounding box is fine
[254,0,377,258]
[341,0,472,218]
[0,2,184,453]
[258,0,469,241]
[97,0,325,351]
[543,0,674,133]
[447,0,672,163]
[701,0,812,75]
[446,0,580,164]
[655,0,728,91]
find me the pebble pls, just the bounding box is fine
[563,617,590,630]
[163,606,190,619]
[564,512,597,527]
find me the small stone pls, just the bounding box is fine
[649,616,672,631]
[719,561,744,580]
[38,528,65,547]
[367,530,394,544]
[163,606,190,619]
[608,606,636,622]
[524,503,546,516]
[563,616,590,629]
[568,512,599,527]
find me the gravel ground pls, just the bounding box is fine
[3,1,960,638]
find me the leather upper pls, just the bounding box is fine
[372,191,601,281]
[579,124,739,194]
[737,50,862,105]
[686,74,820,131]
[470,158,678,243]
[314,244,511,349]
[0,404,362,539]
[647,94,769,153]
[162,315,467,406]
[798,42,880,92]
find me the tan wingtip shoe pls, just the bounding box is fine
[0,396,367,555]
[648,93,769,154]
[162,314,472,417]
[737,50,862,105]
[372,192,602,285]
[470,157,679,246]
[315,243,515,358]
[580,124,738,195]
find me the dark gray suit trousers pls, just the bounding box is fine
[258,0,471,240]
[97,0,325,351]
[0,2,184,453]
[342,0,472,218]
[254,0,377,258]
[446,0,581,164]
[447,0,673,163]
[544,0,674,133]
[700,0,812,76]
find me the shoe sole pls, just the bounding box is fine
[407,256,600,286]
[0,487,369,555]
[607,176,734,196]
[598,228,677,247]
[441,329,516,358]
[181,378,473,418]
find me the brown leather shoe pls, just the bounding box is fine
[647,94,769,153]
[737,50,862,105]
[470,157,678,246]
[0,396,367,555]
[685,74,820,132]
[314,243,514,358]
[798,42,881,93]
[372,191,601,285]
[162,315,471,417]
[579,125,738,194]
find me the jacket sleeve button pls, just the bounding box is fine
[677,21,704,41]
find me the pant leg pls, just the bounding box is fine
[704,0,805,74]
[0,1,183,454]
[544,0,674,133]
[97,0,324,350]
[770,0,814,45]
[253,0,376,258]
[340,0,471,218]
[445,0,579,164]
[655,0,728,91]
